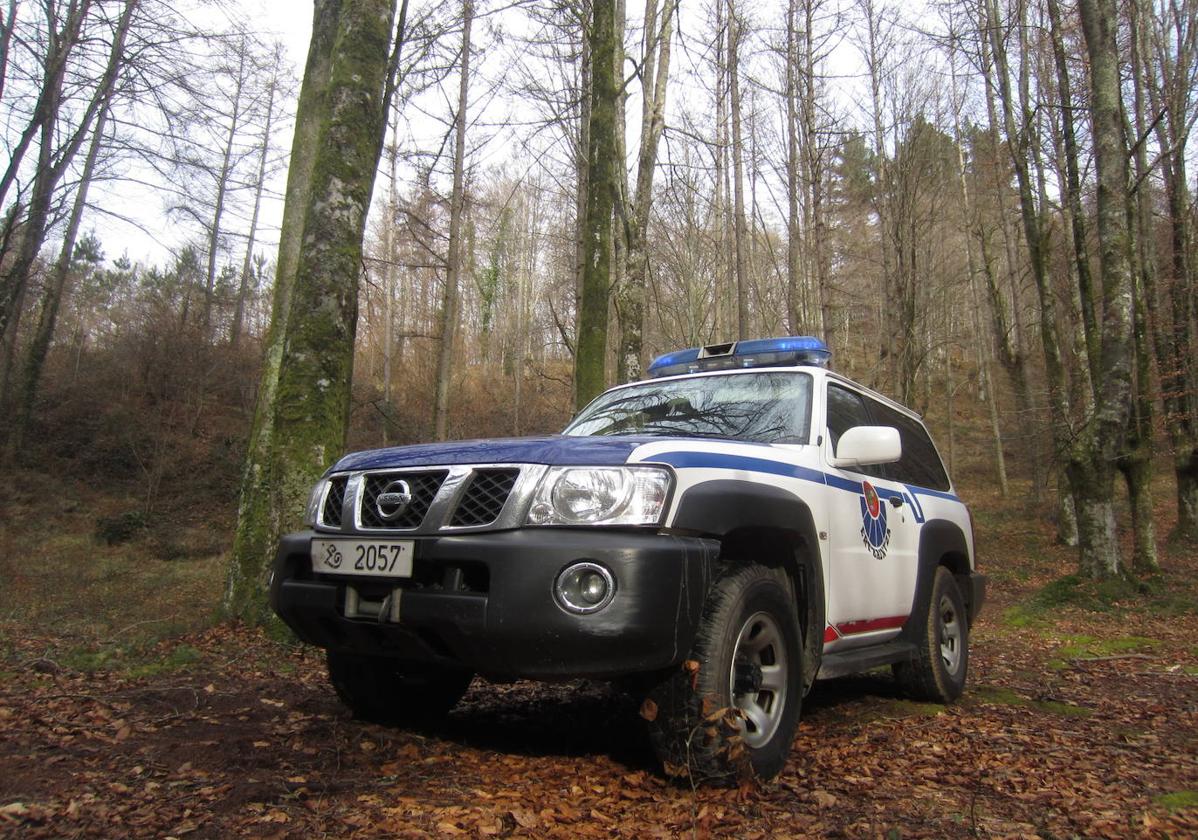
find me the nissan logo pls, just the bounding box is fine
[375,479,413,521]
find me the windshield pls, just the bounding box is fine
[564,371,813,444]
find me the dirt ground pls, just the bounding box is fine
[1,475,1197,838]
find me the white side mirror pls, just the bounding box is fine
[830,426,901,469]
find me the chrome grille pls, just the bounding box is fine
[359,471,447,529]
[450,468,520,526]
[322,476,348,528]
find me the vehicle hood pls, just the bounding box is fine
[329,435,665,473]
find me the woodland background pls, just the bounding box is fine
[0,0,1196,834]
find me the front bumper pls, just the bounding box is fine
[270,529,720,679]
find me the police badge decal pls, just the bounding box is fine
[859,481,891,559]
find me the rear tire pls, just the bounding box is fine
[326,651,472,725]
[893,566,969,702]
[646,564,803,785]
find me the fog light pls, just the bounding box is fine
[554,562,615,614]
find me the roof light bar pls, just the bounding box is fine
[646,336,831,378]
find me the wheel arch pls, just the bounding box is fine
[670,479,826,693]
[900,519,976,643]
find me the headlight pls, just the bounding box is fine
[526,466,671,526]
[304,478,329,527]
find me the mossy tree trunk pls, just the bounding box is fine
[1122,0,1161,574]
[224,0,399,623]
[1070,0,1135,579]
[574,0,619,411]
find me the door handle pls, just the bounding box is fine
[889,495,904,508]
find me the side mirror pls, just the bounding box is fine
[830,426,901,469]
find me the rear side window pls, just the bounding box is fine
[869,402,951,491]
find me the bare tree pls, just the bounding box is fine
[727,0,749,339]
[616,0,675,382]
[432,0,474,440]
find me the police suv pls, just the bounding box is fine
[270,336,985,783]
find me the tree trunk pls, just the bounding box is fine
[617,0,674,383]
[0,0,18,104]
[727,2,749,340]
[0,0,132,345]
[1121,0,1160,573]
[984,0,1071,526]
[0,0,91,224]
[1141,0,1198,543]
[784,0,800,333]
[860,0,893,380]
[5,103,109,461]
[203,41,248,338]
[574,0,619,410]
[1045,0,1099,382]
[433,0,473,440]
[1070,0,1135,579]
[224,0,398,622]
[949,32,1007,495]
[574,14,591,333]
[231,53,281,350]
[803,0,830,353]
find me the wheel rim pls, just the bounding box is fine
[728,611,788,749]
[938,594,962,675]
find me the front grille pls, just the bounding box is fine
[451,468,520,526]
[359,471,447,529]
[322,476,349,527]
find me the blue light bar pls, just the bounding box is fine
[646,336,831,378]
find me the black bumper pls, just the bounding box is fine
[270,529,721,679]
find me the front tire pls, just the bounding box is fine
[326,651,473,725]
[893,566,969,702]
[646,565,803,784]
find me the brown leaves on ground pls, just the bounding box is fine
[1,611,1195,840]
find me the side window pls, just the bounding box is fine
[825,384,871,454]
[870,402,951,491]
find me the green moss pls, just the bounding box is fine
[1056,635,1160,660]
[63,647,120,672]
[1154,791,1198,812]
[972,685,1091,717]
[1001,605,1049,629]
[126,644,202,678]
[974,685,1025,706]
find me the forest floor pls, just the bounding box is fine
[1,471,1196,838]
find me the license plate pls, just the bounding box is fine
[310,538,414,578]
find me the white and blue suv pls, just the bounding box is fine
[270,336,986,783]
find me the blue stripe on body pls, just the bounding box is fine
[650,450,961,509]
